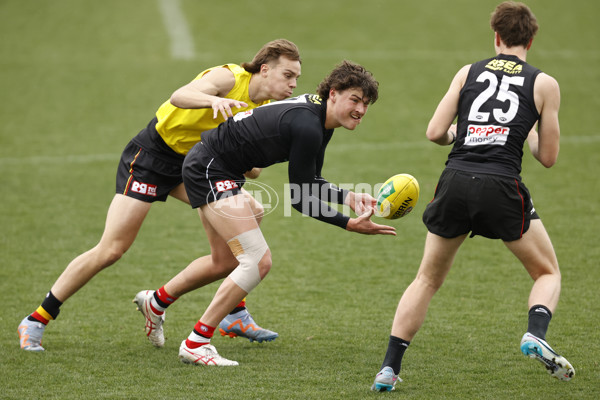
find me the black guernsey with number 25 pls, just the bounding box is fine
[449,54,541,179]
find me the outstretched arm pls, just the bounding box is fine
[285,110,395,235]
[169,66,248,119]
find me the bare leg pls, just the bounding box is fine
[198,248,271,327]
[195,194,272,328]
[51,194,151,302]
[504,219,561,311]
[135,189,273,348]
[504,220,574,380]
[200,279,250,328]
[163,189,264,297]
[177,194,272,365]
[391,232,466,340]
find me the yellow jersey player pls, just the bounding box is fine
[18,39,301,351]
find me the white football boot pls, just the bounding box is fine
[133,290,165,347]
[178,340,239,366]
[520,332,575,381]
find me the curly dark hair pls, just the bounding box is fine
[316,60,379,104]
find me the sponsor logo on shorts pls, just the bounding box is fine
[130,181,157,197]
[206,180,279,221]
[465,124,510,146]
[215,180,239,192]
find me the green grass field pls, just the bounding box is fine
[1,0,599,398]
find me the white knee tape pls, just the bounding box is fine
[227,228,268,293]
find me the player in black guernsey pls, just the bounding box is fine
[184,93,354,229]
[372,2,573,392]
[447,54,541,180]
[177,61,396,366]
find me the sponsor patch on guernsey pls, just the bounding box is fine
[465,124,510,146]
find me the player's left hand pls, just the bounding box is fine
[345,192,377,216]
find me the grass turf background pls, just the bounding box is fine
[1,0,599,398]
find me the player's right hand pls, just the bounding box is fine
[213,99,249,120]
[346,208,396,236]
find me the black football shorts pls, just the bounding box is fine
[423,168,539,241]
[182,142,245,208]
[115,140,184,202]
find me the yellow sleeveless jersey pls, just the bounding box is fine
[154,64,270,155]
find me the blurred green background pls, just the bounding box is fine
[1,0,598,398]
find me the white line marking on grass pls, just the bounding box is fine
[0,136,598,166]
[157,0,195,60]
[328,134,600,153]
[561,135,600,144]
[0,153,120,166]
[301,49,600,61]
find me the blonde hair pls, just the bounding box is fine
[241,39,301,73]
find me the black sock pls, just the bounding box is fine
[381,335,410,375]
[229,306,246,314]
[153,291,170,309]
[28,291,63,322]
[527,304,552,340]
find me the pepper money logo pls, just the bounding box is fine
[205,180,279,220]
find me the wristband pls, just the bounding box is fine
[449,130,456,144]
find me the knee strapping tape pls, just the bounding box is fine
[227,228,268,293]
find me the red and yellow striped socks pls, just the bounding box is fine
[28,291,62,325]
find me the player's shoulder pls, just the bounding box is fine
[534,72,560,96]
[221,63,244,73]
[536,72,559,87]
[194,65,238,93]
[458,63,473,77]
[202,64,237,79]
[451,64,472,89]
[270,94,323,112]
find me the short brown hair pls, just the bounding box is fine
[490,1,538,47]
[316,60,379,104]
[241,39,301,73]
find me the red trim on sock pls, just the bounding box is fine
[149,302,164,316]
[194,321,215,338]
[31,311,49,325]
[235,300,246,308]
[186,338,208,349]
[156,286,178,305]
